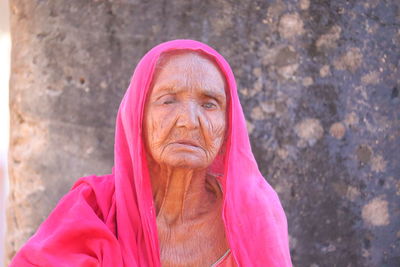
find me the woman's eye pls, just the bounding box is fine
[160,96,176,105]
[202,102,217,109]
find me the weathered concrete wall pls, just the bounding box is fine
[7,0,400,266]
[1,1,11,265]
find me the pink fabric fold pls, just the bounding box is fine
[10,40,292,267]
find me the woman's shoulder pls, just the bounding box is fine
[73,173,115,191]
[71,173,116,221]
[9,173,121,267]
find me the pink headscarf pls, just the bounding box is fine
[10,40,292,267]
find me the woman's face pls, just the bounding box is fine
[144,52,227,170]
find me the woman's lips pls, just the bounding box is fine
[173,140,200,147]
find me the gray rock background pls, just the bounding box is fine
[7,0,400,266]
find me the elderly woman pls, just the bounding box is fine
[10,40,292,266]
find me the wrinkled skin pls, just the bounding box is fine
[144,53,227,170]
[143,52,230,266]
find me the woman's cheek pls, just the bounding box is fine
[211,113,226,138]
[151,107,172,135]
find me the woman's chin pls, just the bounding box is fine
[163,154,211,170]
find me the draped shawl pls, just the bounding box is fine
[10,40,292,267]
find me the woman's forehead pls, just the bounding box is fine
[150,51,228,95]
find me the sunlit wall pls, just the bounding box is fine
[0,0,11,266]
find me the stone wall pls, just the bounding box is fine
[7,0,400,266]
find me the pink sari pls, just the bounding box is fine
[10,40,292,267]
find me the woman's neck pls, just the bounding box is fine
[149,164,229,266]
[150,165,221,225]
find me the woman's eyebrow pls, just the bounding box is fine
[152,85,177,97]
[202,89,226,103]
[153,84,226,102]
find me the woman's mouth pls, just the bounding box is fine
[173,140,200,147]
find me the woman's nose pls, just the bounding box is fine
[176,101,200,129]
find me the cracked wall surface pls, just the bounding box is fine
[7,0,400,266]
